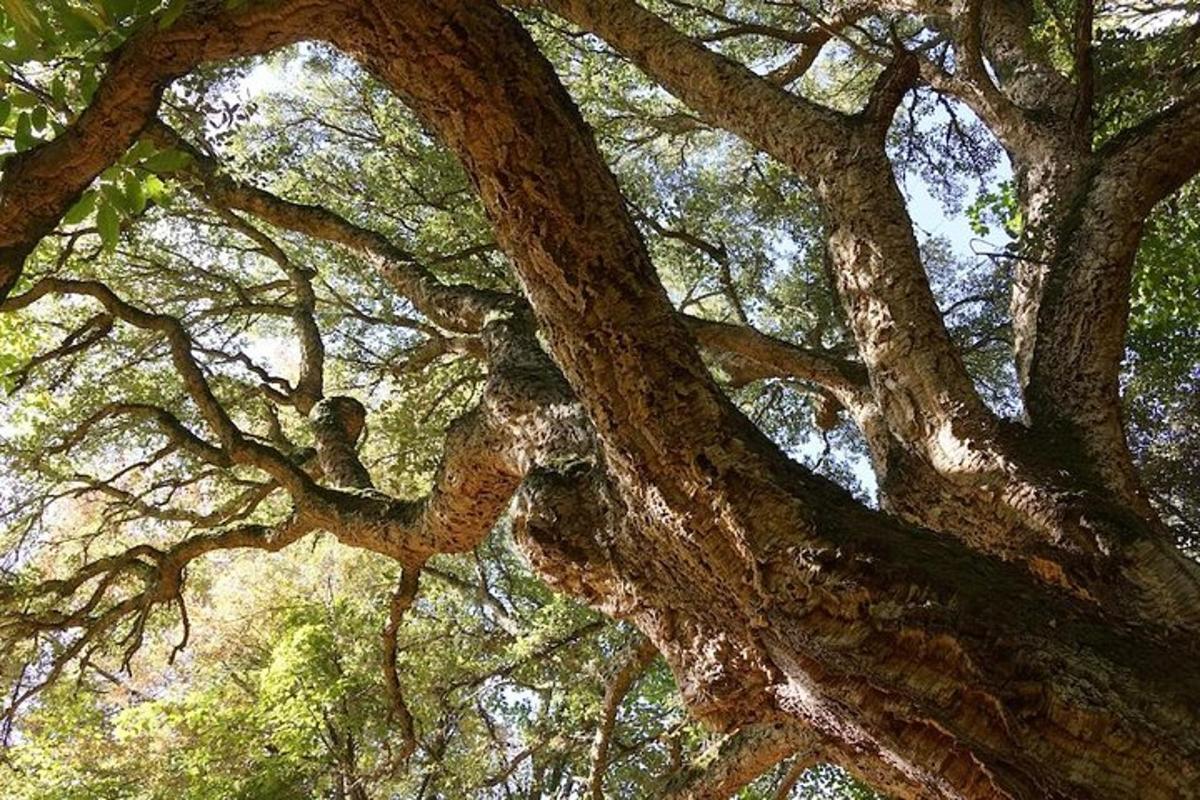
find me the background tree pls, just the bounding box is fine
[0,1,1197,798]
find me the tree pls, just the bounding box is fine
[0,0,1198,797]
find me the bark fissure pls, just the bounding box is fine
[524,0,1200,628]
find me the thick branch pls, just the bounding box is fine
[1098,88,1200,218]
[683,317,869,409]
[310,396,373,490]
[911,0,1058,156]
[1021,91,1200,508]
[155,119,870,407]
[526,0,995,471]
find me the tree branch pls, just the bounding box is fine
[0,0,336,300]
[148,121,516,333]
[661,721,815,800]
[2,277,319,498]
[154,119,871,408]
[526,0,995,468]
[1020,89,1200,508]
[588,635,658,799]
[1098,87,1200,217]
[0,515,315,720]
[381,565,423,762]
[209,206,325,414]
[682,317,870,409]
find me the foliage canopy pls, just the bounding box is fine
[0,0,1197,798]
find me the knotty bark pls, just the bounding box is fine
[912,1,1200,521]
[525,0,996,469]
[528,0,1200,632]
[1018,94,1200,511]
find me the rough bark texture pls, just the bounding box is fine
[330,4,1200,797]
[4,0,1200,798]
[527,0,1200,634]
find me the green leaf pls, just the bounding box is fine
[101,0,138,22]
[30,104,47,132]
[96,201,120,250]
[63,190,98,225]
[79,68,100,104]
[158,0,188,29]
[0,0,42,38]
[0,96,10,127]
[142,174,168,205]
[140,148,192,173]
[13,112,34,151]
[125,139,158,163]
[123,172,147,215]
[60,7,108,39]
[50,76,66,106]
[3,24,40,63]
[101,179,130,214]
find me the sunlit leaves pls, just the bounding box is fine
[0,0,172,172]
[95,196,120,249]
[966,181,1022,239]
[51,142,183,248]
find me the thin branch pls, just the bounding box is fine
[661,721,816,800]
[382,565,423,762]
[588,635,658,799]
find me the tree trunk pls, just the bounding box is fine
[523,0,1200,635]
[325,2,1200,797]
[3,0,1199,797]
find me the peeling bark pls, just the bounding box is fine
[1019,93,1200,510]
[527,0,1200,627]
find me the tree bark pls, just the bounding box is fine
[525,0,1200,633]
[0,0,335,300]
[328,3,1200,797]
[4,1,1200,797]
